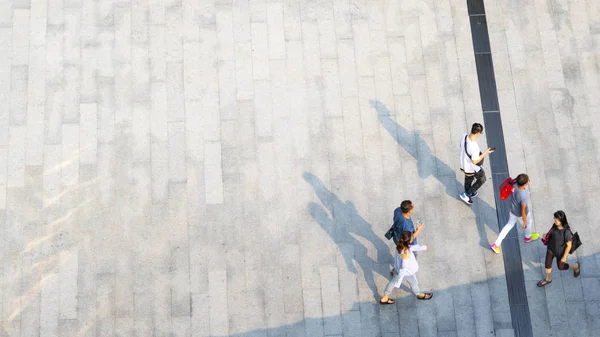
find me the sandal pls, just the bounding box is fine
[417,292,433,300]
[574,261,581,278]
[379,298,395,305]
[537,279,552,287]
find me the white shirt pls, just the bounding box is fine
[460,133,481,174]
[393,244,427,288]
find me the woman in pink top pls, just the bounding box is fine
[380,231,433,304]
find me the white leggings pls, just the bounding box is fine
[384,273,420,296]
[494,212,533,246]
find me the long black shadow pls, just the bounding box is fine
[207,253,598,337]
[303,172,392,301]
[371,100,498,249]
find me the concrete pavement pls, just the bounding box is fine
[1,0,600,336]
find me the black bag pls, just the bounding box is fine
[464,135,483,167]
[385,225,394,240]
[564,230,582,254]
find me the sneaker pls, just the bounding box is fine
[524,233,540,243]
[490,244,501,254]
[469,191,478,198]
[460,193,473,205]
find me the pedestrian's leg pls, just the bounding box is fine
[538,250,554,286]
[405,274,421,296]
[380,273,402,303]
[464,174,475,195]
[557,260,569,270]
[523,213,540,241]
[494,213,518,247]
[569,260,581,277]
[470,169,487,193]
[524,213,533,238]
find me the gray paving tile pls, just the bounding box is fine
[3,319,21,336]
[98,79,116,144]
[131,102,150,162]
[250,22,269,80]
[301,21,321,78]
[234,41,254,101]
[204,142,224,204]
[282,0,301,41]
[232,0,250,42]
[218,60,238,120]
[61,67,81,124]
[266,2,285,59]
[149,24,166,81]
[270,60,289,121]
[168,122,187,182]
[151,141,169,202]
[96,273,116,336]
[7,126,26,188]
[9,65,28,127]
[319,266,342,335]
[248,0,266,22]
[11,9,29,66]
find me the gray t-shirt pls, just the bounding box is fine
[510,187,530,217]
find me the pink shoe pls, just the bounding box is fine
[524,233,540,243]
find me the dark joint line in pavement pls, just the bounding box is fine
[466,0,534,336]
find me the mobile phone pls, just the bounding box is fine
[489,147,496,151]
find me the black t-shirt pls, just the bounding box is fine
[548,226,573,256]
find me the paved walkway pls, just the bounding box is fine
[0,0,599,336]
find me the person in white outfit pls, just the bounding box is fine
[380,231,433,304]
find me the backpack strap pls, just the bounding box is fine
[464,135,472,159]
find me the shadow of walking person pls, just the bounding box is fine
[303,172,392,300]
[370,100,499,249]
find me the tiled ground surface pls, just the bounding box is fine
[0,0,599,336]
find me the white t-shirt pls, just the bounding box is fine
[460,133,481,174]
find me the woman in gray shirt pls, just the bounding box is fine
[491,174,540,254]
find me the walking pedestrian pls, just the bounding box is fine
[537,210,581,287]
[459,123,495,205]
[491,173,540,253]
[379,231,433,304]
[392,200,424,245]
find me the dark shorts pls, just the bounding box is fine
[545,249,569,270]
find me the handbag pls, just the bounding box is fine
[499,177,516,200]
[564,230,582,254]
[385,225,394,240]
[541,226,553,246]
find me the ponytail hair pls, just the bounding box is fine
[396,231,412,254]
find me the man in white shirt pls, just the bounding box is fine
[459,123,494,205]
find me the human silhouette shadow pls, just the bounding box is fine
[371,100,499,249]
[207,251,597,337]
[303,172,392,300]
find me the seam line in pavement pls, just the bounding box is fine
[466,0,534,336]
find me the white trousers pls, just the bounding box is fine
[494,212,533,246]
[384,273,420,296]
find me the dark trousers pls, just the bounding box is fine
[545,249,569,270]
[464,169,486,195]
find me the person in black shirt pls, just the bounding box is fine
[537,210,581,287]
